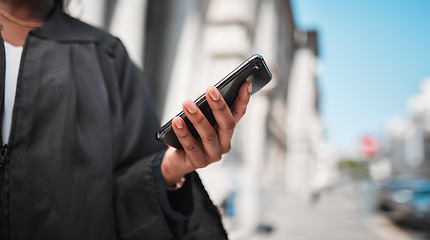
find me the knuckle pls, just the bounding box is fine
[239,95,250,103]
[179,131,189,139]
[233,107,245,117]
[213,149,223,162]
[186,143,197,151]
[241,108,247,115]
[218,104,228,112]
[222,144,231,154]
[196,115,205,124]
[201,159,210,168]
[205,133,218,144]
[226,120,236,132]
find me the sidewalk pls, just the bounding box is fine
[247,184,408,240]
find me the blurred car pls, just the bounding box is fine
[377,178,430,230]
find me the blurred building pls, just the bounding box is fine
[385,78,430,178]
[69,0,336,238]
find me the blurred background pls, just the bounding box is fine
[67,0,430,239]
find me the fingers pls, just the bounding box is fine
[170,81,252,172]
[171,116,209,169]
[178,100,223,164]
[230,81,252,123]
[205,86,235,153]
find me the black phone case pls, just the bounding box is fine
[156,54,272,149]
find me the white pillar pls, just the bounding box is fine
[109,0,147,69]
[285,48,317,195]
[68,0,105,27]
[233,95,269,239]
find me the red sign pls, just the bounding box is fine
[360,136,380,157]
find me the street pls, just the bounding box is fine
[244,182,429,240]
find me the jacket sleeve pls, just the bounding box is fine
[111,39,177,240]
[110,39,227,240]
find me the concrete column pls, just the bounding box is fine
[233,95,269,239]
[285,47,318,195]
[68,0,105,27]
[109,0,147,68]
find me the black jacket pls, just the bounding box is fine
[0,7,227,240]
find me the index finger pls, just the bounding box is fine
[231,81,252,123]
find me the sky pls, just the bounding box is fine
[290,0,430,153]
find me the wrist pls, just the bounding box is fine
[161,148,188,188]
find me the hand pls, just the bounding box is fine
[161,81,252,187]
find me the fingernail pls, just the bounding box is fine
[209,88,220,101]
[174,119,183,129]
[248,82,252,93]
[184,100,197,113]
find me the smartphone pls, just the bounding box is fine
[156,54,272,149]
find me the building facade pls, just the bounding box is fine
[69,0,335,238]
[385,79,430,178]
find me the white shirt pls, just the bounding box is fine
[3,42,23,144]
